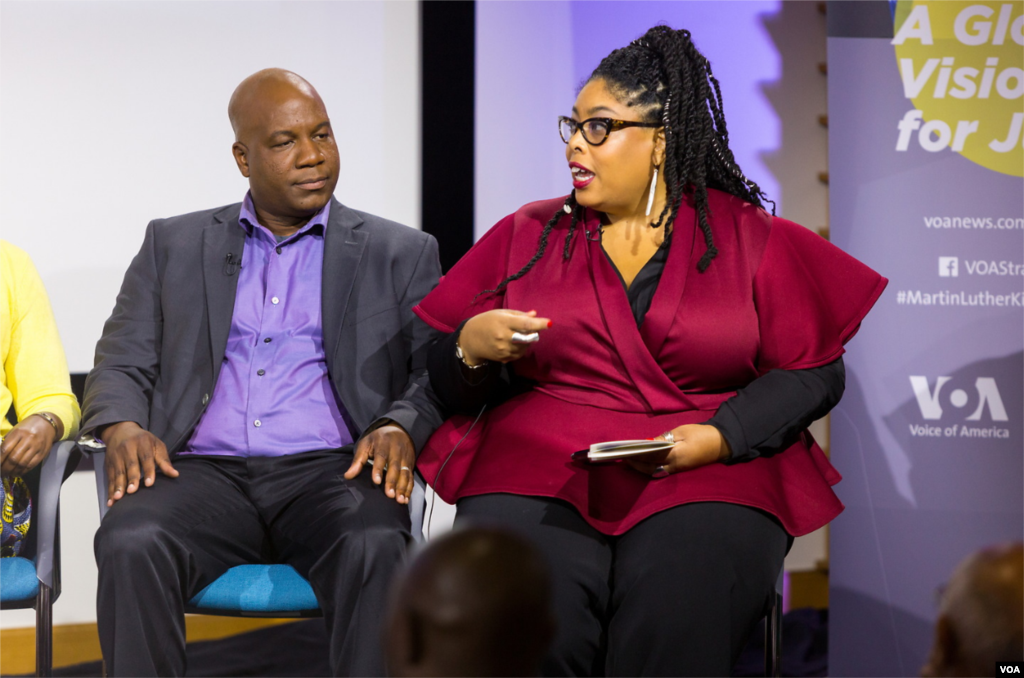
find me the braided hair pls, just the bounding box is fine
[483,25,773,298]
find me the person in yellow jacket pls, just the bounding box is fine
[1,240,81,536]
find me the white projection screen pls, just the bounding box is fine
[1,1,421,374]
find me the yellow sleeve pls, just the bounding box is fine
[1,242,81,440]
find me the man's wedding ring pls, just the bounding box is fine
[510,331,540,343]
[400,466,411,472]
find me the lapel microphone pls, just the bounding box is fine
[223,253,242,276]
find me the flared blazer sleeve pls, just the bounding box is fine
[414,213,516,333]
[753,217,888,373]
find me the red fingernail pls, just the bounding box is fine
[547,320,553,328]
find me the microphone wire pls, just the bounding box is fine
[425,403,487,540]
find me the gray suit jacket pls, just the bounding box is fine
[82,198,445,454]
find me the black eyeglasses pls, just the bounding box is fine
[558,115,661,146]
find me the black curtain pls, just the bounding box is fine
[420,0,476,272]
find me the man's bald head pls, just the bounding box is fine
[228,68,324,143]
[386,528,555,677]
[922,542,1024,676]
[227,68,339,235]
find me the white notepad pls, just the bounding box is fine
[572,439,675,463]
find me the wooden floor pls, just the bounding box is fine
[0,617,296,675]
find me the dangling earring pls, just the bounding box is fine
[645,166,659,217]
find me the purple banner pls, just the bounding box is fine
[828,2,1023,675]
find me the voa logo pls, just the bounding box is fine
[909,376,1011,439]
[910,376,1008,420]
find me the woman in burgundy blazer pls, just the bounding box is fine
[414,26,886,677]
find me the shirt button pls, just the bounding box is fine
[271,296,280,305]
[254,419,262,428]
[276,246,282,255]
[257,369,265,376]
[264,337,272,343]
[202,393,209,405]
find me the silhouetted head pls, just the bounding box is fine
[228,68,339,235]
[386,527,555,677]
[921,542,1024,676]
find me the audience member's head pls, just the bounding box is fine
[386,527,555,677]
[921,541,1023,677]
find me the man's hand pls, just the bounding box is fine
[626,424,731,478]
[1,414,60,476]
[101,421,178,506]
[344,424,416,504]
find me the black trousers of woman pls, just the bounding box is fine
[456,495,789,677]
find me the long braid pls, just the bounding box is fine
[643,29,717,269]
[562,194,583,260]
[479,193,578,299]
[592,25,772,271]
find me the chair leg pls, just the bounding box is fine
[764,591,782,677]
[36,583,53,677]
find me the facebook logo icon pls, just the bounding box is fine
[939,257,959,277]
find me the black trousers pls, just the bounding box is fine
[94,447,410,677]
[456,495,789,677]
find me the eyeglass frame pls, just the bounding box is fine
[558,115,662,146]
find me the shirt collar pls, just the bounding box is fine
[238,191,331,241]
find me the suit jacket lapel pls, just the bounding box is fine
[322,198,367,367]
[202,204,246,382]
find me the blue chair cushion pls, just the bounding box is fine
[188,564,319,613]
[0,557,39,602]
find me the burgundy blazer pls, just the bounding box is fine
[414,190,887,536]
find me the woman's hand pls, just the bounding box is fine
[626,424,731,478]
[458,309,552,365]
[1,413,62,476]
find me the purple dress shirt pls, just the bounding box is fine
[183,194,354,457]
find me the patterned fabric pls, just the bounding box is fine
[1,475,31,557]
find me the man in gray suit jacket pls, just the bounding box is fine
[81,69,444,676]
